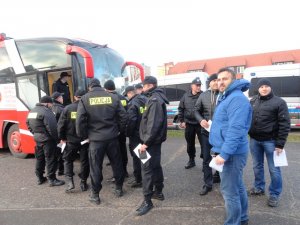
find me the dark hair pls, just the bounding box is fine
[218,67,236,80]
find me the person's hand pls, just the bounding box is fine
[200,120,209,128]
[179,122,186,128]
[215,155,225,165]
[275,148,283,156]
[60,140,66,144]
[140,144,148,152]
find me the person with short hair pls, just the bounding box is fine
[76,78,128,205]
[57,89,90,193]
[248,78,290,207]
[26,96,65,187]
[52,72,72,105]
[136,76,169,216]
[209,68,252,225]
[178,77,203,169]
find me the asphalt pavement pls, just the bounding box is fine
[0,137,299,225]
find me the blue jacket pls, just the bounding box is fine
[209,79,252,161]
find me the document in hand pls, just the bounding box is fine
[81,139,89,145]
[57,142,66,153]
[133,144,151,164]
[209,157,223,172]
[204,120,212,132]
[273,149,288,167]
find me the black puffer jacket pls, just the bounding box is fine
[52,79,71,105]
[248,92,290,148]
[178,90,203,125]
[126,94,147,138]
[26,103,58,143]
[139,88,169,146]
[76,86,128,141]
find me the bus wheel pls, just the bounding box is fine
[7,124,28,159]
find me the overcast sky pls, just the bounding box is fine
[1,0,299,72]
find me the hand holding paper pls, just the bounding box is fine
[273,149,288,167]
[133,144,151,164]
[209,157,223,172]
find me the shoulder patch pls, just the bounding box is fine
[70,112,77,119]
[120,100,127,106]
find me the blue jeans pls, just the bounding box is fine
[220,152,248,225]
[250,138,282,198]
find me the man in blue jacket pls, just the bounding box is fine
[209,68,252,225]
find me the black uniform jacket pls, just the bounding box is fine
[52,100,64,122]
[178,90,203,125]
[26,103,58,143]
[126,94,147,138]
[248,92,290,148]
[139,88,169,146]
[52,79,71,105]
[76,86,128,141]
[57,100,82,143]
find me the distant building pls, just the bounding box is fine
[163,49,300,78]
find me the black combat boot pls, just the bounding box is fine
[136,199,153,216]
[49,178,65,187]
[185,158,195,169]
[65,177,75,193]
[114,185,124,197]
[80,180,88,192]
[89,191,100,205]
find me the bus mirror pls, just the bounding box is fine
[123,61,145,82]
[66,45,94,78]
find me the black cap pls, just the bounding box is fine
[104,80,116,91]
[88,78,101,88]
[40,96,53,103]
[51,91,63,99]
[74,89,86,97]
[207,74,218,84]
[143,76,157,85]
[60,72,71,78]
[257,78,272,89]
[135,83,143,89]
[192,77,202,85]
[124,86,135,96]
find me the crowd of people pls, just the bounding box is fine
[26,68,290,224]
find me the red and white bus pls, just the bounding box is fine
[0,33,144,158]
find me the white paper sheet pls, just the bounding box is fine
[273,149,288,167]
[133,144,151,164]
[57,142,66,153]
[81,139,89,145]
[204,120,212,132]
[209,157,223,172]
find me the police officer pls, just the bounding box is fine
[178,77,203,169]
[124,86,147,188]
[104,80,129,177]
[52,72,72,105]
[194,73,219,195]
[136,76,169,216]
[57,89,89,193]
[51,91,65,176]
[76,78,128,205]
[26,96,65,186]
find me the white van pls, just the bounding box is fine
[243,63,300,128]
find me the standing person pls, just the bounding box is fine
[194,73,219,195]
[124,86,147,188]
[178,77,203,169]
[52,72,72,105]
[51,91,65,176]
[209,68,252,225]
[76,78,127,205]
[248,78,290,207]
[136,76,169,216]
[104,80,129,177]
[57,89,90,193]
[26,96,65,186]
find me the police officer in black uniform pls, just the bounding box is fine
[124,86,147,188]
[52,72,72,105]
[51,91,65,176]
[136,76,169,216]
[104,80,129,177]
[76,78,128,205]
[57,89,90,193]
[26,96,65,186]
[178,77,203,169]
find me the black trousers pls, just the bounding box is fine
[200,133,213,188]
[35,140,57,180]
[185,123,202,159]
[89,139,124,194]
[141,143,164,200]
[118,132,128,173]
[128,136,142,182]
[57,147,64,173]
[63,142,89,181]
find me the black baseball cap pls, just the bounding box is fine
[51,91,64,99]
[135,83,143,89]
[60,72,71,78]
[40,96,53,103]
[124,86,135,96]
[143,76,157,85]
[192,77,202,85]
[74,89,86,97]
